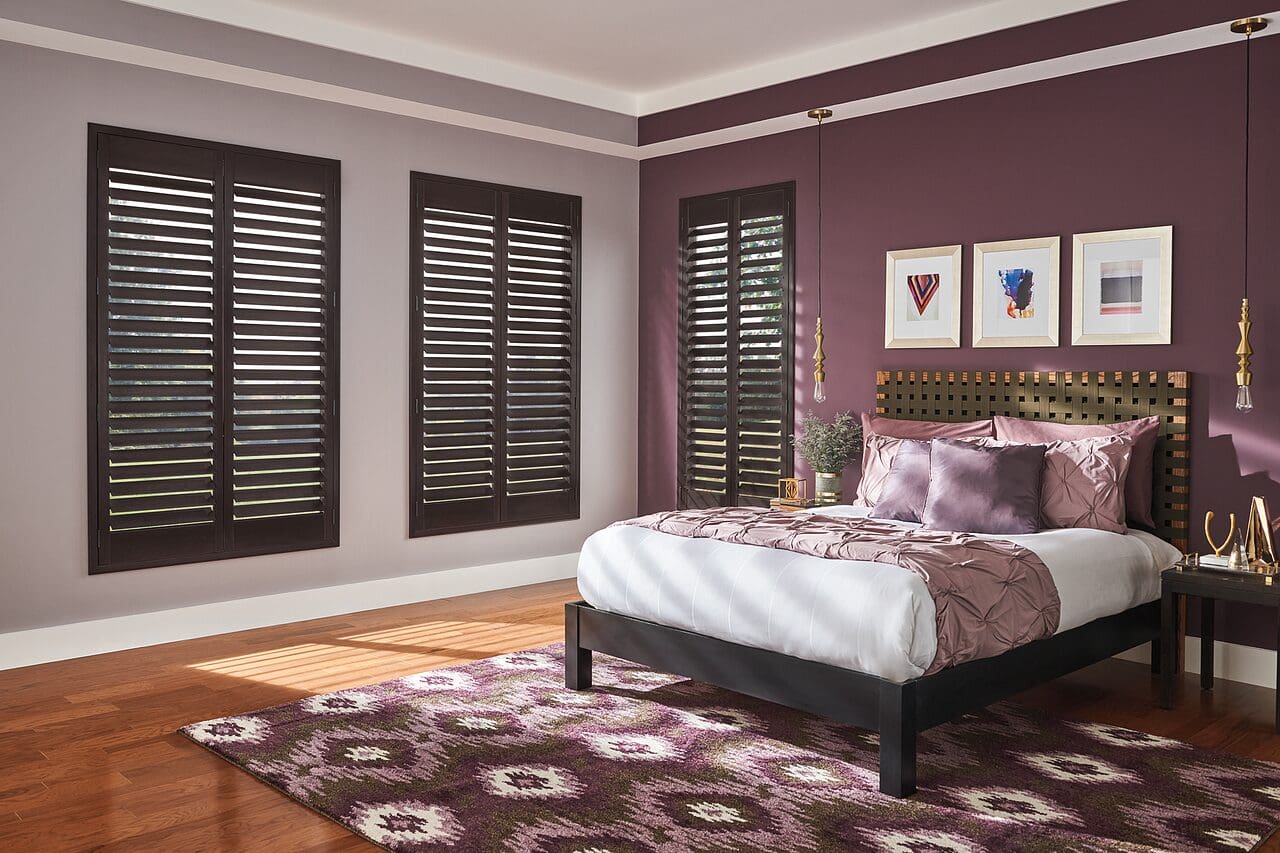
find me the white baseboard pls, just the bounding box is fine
[0,552,579,671]
[1117,638,1277,690]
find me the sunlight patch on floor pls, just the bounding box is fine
[187,619,560,692]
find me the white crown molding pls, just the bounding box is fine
[119,0,639,115]
[633,0,1121,114]
[0,19,637,159]
[1,12,1275,161]
[121,0,1121,117]
[0,552,579,671]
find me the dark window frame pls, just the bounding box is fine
[409,172,581,537]
[87,124,341,574]
[677,181,795,509]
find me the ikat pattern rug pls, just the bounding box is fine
[182,644,1280,852]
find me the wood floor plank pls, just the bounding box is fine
[0,577,1277,851]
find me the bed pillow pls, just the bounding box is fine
[1039,434,1133,533]
[922,439,1047,535]
[868,440,931,522]
[992,415,1160,529]
[862,412,994,440]
[853,434,904,507]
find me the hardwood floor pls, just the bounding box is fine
[1,578,1278,851]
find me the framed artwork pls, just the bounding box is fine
[973,236,1060,347]
[1072,225,1172,346]
[884,244,962,348]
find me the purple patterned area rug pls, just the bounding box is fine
[182,644,1280,852]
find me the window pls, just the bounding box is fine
[88,125,340,573]
[678,183,794,508]
[410,173,580,536]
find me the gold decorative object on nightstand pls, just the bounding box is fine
[770,477,817,512]
[1246,496,1277,569]
[778,478,807,503]
[1204,510,1237,558]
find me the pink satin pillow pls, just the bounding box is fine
[993,415,1159,528]
[1038,435,1134,533]
[861,413,994,440]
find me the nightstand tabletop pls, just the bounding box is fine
[1161,562,1280,605]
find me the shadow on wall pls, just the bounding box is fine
[1199,431,1280,542]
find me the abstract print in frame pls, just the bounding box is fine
[973,235,1060,348]
[884,244,962,348]
[1072,226,1172,345]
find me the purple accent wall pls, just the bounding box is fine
[639,40,1280,649]
[639,0,1265,145]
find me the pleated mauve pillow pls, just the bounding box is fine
[922,439,1047,535]
[1038,434,1133,533]
[853,434,914,507]
[993,415,1159,529]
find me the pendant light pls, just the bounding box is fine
[1232,16,1267,412]
[809,107,832,403]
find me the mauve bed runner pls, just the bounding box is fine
[619,508,1061,675]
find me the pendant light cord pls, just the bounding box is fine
[1244,28,1252,300]
[816,114,823,317]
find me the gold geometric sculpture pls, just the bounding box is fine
[778,478,807,502]
[1246,496,1276,568]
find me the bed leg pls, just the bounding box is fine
[565,604,592,690]
[878,681,917,798]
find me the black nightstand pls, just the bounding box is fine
[1159,561,1280,730]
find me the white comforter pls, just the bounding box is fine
[577,505,1182,683]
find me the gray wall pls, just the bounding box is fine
[0,41,639,632]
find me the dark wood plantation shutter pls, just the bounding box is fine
[88,126,339,573]
[410,173,579,536]
[678,183,793,509]
[227,152,338,552]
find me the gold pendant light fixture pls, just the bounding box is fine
[1231,15,1267,412]
[809,107,832,403]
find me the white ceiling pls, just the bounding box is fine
[121,0,1120,115]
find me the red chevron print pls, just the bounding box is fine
[907,274,941,315]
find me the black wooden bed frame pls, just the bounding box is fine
[566,370,1191,797]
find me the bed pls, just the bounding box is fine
[565,369,1191,797]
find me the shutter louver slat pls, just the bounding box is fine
[678,185,793,510]
[411,175,578,535]
[91,127,339,573]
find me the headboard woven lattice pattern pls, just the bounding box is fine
[875,370,1190,551]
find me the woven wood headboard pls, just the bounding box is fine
[876,370,1190,551]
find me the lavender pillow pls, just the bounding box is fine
[922,439,1047,535]
[868,440,931,522]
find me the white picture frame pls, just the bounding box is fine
[1072,225,1173,346]
[884,244,962,348]
[973,236,1060,348]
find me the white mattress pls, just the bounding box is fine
[577,505,1182,683]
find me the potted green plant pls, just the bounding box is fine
[792,412,863,504]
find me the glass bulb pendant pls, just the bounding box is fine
[1236,297,1254,412]
[1237,384,1254,413]
[812,316,827,403]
